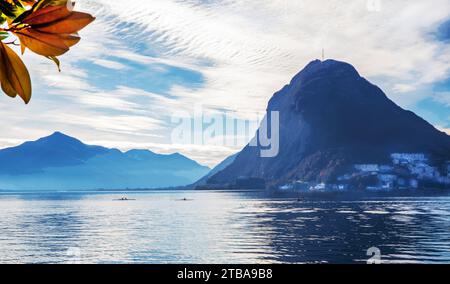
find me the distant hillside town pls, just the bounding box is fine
[279,153,450,192]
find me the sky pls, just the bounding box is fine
[1,0,450,167]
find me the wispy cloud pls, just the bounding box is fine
[432,91,450,107]
[92,0,450,109]
[92,59,129,70]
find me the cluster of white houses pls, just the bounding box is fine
[279,153,450,192]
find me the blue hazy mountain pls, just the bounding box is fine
[0,132,110,175]
[0,132,210,190]
[191,153,238,188]
[208,59,450,189]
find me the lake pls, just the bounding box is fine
[0,190,449,264]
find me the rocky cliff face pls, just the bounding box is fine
[208,59,450,188]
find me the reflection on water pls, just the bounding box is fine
[0,190,449,264]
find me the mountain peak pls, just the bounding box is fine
[50,131,67,136]
[268,59,368,111]
[37,131,83,145]
[48,131,74,139]
[291,59,360,85]
[305,59,358,71]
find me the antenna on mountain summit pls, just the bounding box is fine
[322,48,325,61]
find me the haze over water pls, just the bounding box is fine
[0,190,449,264]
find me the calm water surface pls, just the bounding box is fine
[0,190,449,264]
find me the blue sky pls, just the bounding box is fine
[0,0,450,167]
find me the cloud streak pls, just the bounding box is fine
[93,0,450,108]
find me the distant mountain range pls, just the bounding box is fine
[0,132,210,190]
[191,153,237,189]
[207,59,450,189]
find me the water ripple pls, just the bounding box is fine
[0,191,449,263]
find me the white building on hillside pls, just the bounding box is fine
[355,164,379,172]
[391,153,427,165]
